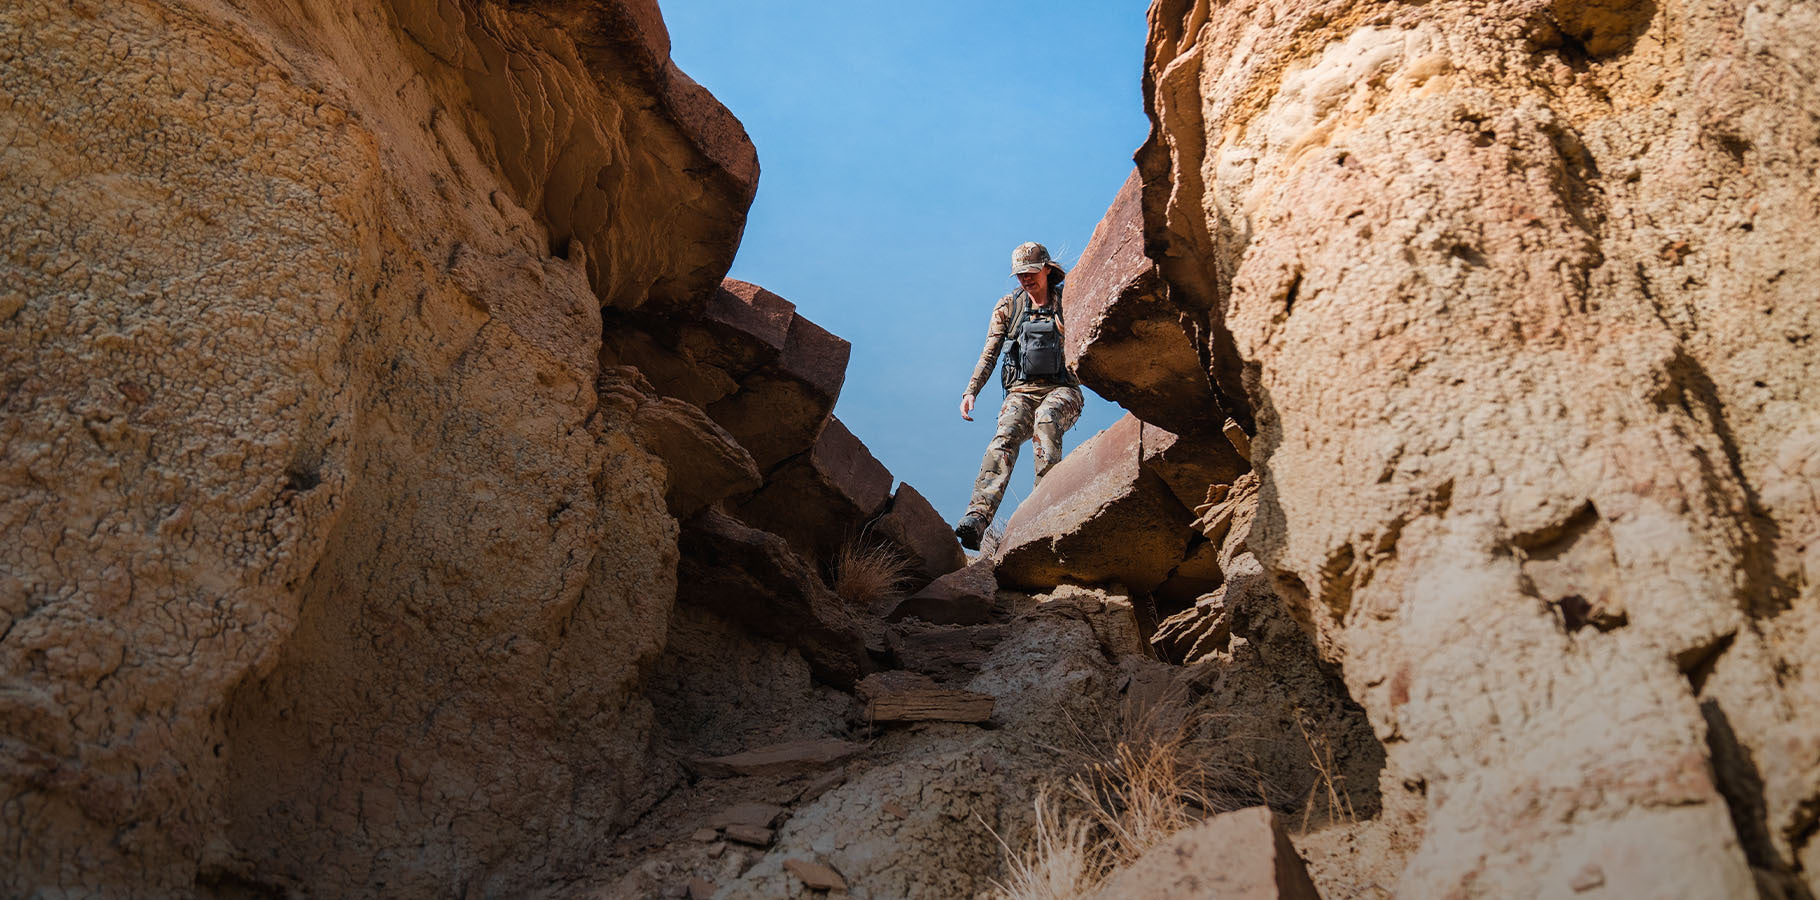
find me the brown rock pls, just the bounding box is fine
[789,768,849,804]
[722,825,773,848]
[996,414,1195,593]
[609,367,763,517]
[690,829,719,843]
[783,859,848,892]
[865,688,995,725]
[707,289,850,471]
[868,482,967,589]
[687,877,717,900]
[887,559,998,626]
[1151,591,1233,665]
[0,0,756,894]
[1091,806,1319,900]
[692,739,867,779]
[1139,420,1249,514]
[706,803,786,830]
[886,622,1009,685]
[1064,170,1228,435]
[677,508,873,688]
[734,417,893,562]
[1153,538,1224,615]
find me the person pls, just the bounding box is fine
[952,242,1084,551]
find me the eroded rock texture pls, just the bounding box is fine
[0,0,755,894]
[1138,0,1820,894]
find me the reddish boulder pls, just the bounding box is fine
[707,289,849,471]
[1090,806,1320,900]
[869,482,966,589]
[995,414,1194,593]
[1064,171,1223,436]
[735,417,893,563]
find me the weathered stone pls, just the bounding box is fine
[687,876,717,900]
[869,482,967,589]
[1152,591,1233,665]
[734,417,893,563]
[604,366,763,517]
[1140,0,1820,893]
[707,292,850,471]
[865,685,995,724]
[1064,170,1226,435]
[678,509,873,688]
[886,623,1009,686]
[692,739,867,779]
[1154,538,1224,615]
[996,414,1194,593]
[723,825,774,848]
[783,858,848,892]
[1139,420,1249,514]
[0,0,753,894]
[1091,806,1319,900]
[706,803,786,830]
[887,559,998,626]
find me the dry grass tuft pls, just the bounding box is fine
[1295,707,1357,830]
[991,696,1228,900]
[989,788,1103,900]
[830,538,912,609]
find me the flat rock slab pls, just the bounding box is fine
[1090,806,1320,900]
[866,688,995,724]
[1064,170,1224,435]
[1139,420,1249,515]
[723,824,774,847]
[692,739,867,778]
[996,413,1194,593]
[784,858,848,892]
[886,622,1009,685]
[888,558,998,625]
[706,802,786,830]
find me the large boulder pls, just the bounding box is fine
[735,417,894,564]
[1138,419,1249,513]
[996,414,1195,594]
[0,0,755,895]
[1139,0,1820,894]
[1065,170,1228,436]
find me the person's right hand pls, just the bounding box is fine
[960,393,976,421]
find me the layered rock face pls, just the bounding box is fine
[1131,0,1820,894]
[0,0,765,894]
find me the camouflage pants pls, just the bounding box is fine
[966,383,1084,522]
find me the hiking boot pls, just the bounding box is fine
[953,514,986,552]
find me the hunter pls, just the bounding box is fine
[952,241,1084,551]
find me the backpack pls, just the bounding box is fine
[1001,285,1067,390]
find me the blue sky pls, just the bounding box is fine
[664,2,1153,526]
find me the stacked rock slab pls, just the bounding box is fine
[1138,0,1820,894]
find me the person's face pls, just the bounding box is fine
[1015,267,1047,294]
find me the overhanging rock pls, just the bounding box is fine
[734,416,893,564]
[1065,170,1223,436]
[995,413,1194,594]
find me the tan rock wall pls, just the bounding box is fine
[1140,0,1819,894]
[0,0,754,894]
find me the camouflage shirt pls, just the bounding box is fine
[964,287,1076,396]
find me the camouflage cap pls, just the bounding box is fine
[1010,241,1066,279]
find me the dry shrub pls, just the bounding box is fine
[830,538,911,609]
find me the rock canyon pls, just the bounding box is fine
[3,0,1815,897]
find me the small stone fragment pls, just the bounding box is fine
[1572,863,1606,892]
[722,824,774,847]
[882,800,908,818]
[686,876,716,900]
[706,802,785,830]
[784,858,848,891]
[791,767,848,804]
[691,828,719,843]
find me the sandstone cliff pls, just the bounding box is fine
[1116,0,1820,894]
